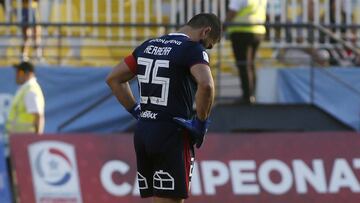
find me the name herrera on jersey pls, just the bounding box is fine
[144,45,172,56]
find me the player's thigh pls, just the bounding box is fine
[152,128,193,199]
[133,122,155,197]
[135,121,193,199]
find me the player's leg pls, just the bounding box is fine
[150,123,194,202]
[153,196,184,203]
[134,121,154,198]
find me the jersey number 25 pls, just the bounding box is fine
[137,57,170,106]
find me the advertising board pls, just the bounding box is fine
[10,132,360,203]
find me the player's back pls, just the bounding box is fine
[132,35,202,197]
[132,33,209,121]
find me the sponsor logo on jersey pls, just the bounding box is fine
[140,110,158,119]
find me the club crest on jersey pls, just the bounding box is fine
[202,51,209,63]
[140,110,158,119]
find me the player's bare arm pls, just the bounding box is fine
[106,61,137,111]
[190,64,215,121]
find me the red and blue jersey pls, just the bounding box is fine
[125,33,210,120]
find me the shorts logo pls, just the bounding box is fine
[137,172,149,190]
[153,170,174,190]
[140,110,158,119]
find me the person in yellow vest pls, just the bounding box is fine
[12,0,43,62]
[6,61,45,135]
[225,0,267,104]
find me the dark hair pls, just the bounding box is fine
[13,61,35,73]
[186,13,222,42]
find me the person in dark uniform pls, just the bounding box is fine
[13,0,44,62]
[106,13,221,203]
[0,0,4,10]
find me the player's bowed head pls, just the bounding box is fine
[181,13,222,50]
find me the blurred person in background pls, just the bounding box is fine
[225,0,267,104]
[265,0,281,42]
[328,0,360,66]
[279,0,359,67]
[0,0,4,10]
[6,61,45,135]
[107,13,221,203]
[277,0,330,66]
[5,61,44,203]
[13,0,44,62]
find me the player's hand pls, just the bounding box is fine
[128,103,141,120]
[173,117,210,148]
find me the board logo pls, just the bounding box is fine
[34,147,73,186]
[29,141,82,203]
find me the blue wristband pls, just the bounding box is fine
[129,103,141,120]
[193,117,210,148]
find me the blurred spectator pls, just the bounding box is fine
[5,61,45,135]
[5,61,45,202]
[328,0,359,66]
[265,0,281,41]
[278,0,359,67]
[0,0,4,10]
[13,0,44,62]
[225,0,267,104]
[277,0,330,66]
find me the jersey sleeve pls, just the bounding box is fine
[124,54,137,74]
[184,43,210,69]
[124,40,150,74]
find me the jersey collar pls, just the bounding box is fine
[168,33,190,38]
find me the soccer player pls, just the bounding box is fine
[106,13,221,203]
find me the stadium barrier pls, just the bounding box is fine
[2,0,359,47]
[1,0,360,66]
[9,132,360,203]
